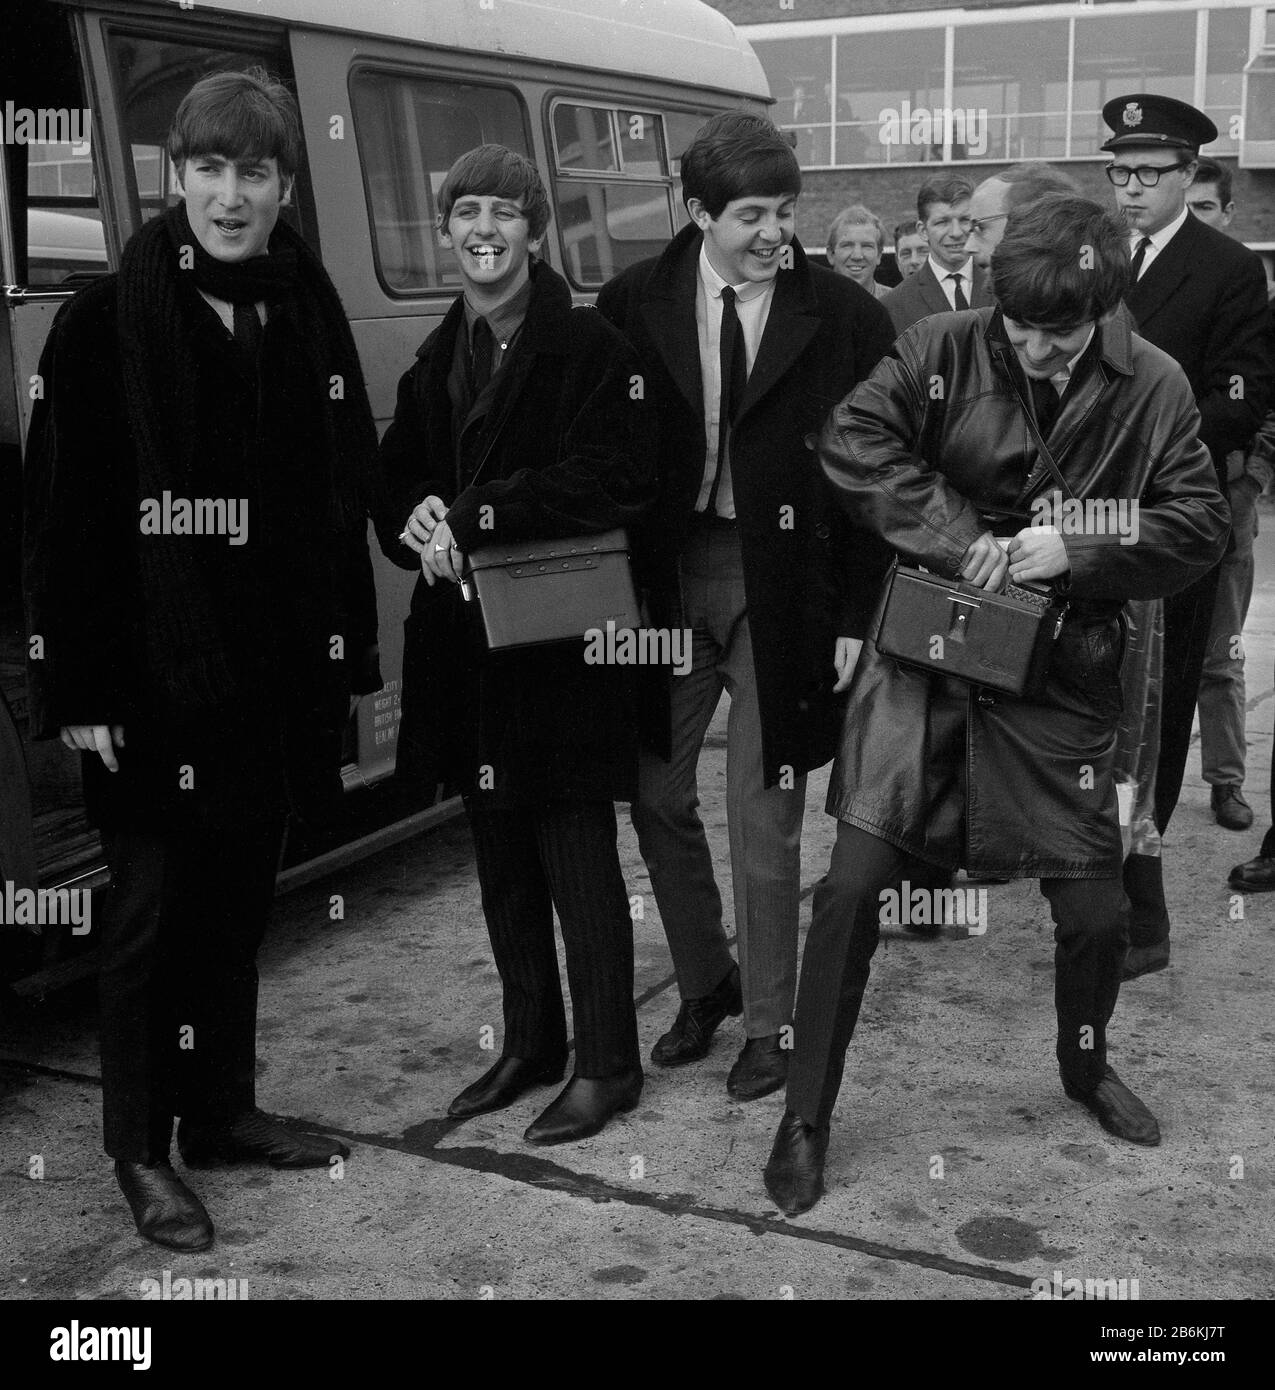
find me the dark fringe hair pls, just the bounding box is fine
[1192,157,1233,208]
[168,67,302,180]
[437,144,551,241]
[679,111,801,218]
[916,175,973,223]
[991,194,1130,327]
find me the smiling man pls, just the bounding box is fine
[23,69,381,1251]
[596,111,893,1103]
[881,175,991,336]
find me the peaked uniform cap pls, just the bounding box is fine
[1100,94,1217,153]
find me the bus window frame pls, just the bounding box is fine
[347,61,535,303]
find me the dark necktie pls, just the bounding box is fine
[233,301,263,358]
[947,273,969,311]
[708,285,748,513]
[469,317,494,401]
[1028,374,1061,436]
[1129,236,1153,281]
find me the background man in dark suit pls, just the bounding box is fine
[881,175,991,336]
[596,112,893,1103]
[1101,94,1273,978]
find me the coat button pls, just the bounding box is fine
[815,522,831,540]
[803,432,818,450]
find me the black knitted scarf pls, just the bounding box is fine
[115,203,376,712]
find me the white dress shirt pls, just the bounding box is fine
[695,243,776,517]
[1128,204,1189,281]
[930,255,974,311]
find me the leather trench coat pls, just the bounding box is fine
[819,307,1229,878]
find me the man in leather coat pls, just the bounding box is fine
[763,195,1228,1217]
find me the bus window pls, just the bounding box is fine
[350,71,530,297]
[549,101,686,288]
[104,30,309,238]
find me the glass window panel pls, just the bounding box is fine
[1205,6,1248,153]
[1070,10,1196,156]
[951,20,1070,161]
[752,36,831,127]
[351,71,528,294]
[665,109,714,178]
[553,103,618,172]
[555,181,674,289]
[834,30,945,165]
[617,109,663,177]
[790,125,830,169]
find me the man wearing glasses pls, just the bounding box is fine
[1100,94,1272,980]
[963,163,1079,272]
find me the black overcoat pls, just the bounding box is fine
[374,261,656,805]
[1124,211,1273,485]
[595,225,895,787]
[22,277,383,830]
[820,308,1229,878]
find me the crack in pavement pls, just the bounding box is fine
[0,1057,1033,1293]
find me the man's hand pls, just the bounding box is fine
[422,518,464,586]
[833,636,863,693]
[61,724,125,772]
[1008,525,1069,583]
[959,531,1010,591]
[399,495,448,557]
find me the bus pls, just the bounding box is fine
[0,0,769,992]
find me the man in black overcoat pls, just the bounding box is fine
[596,112,893,1101]
[1100,95,1274,978]
[22,70,380,1250]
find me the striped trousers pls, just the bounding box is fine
[464,797,639,1078]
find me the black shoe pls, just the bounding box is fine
[523,1069,643,1145]
[178,1109,350,1169]
[447,1054,566,1119]
[1121,941,1169,980]
[1062,1067,1161,1146]
[1228,854,1275,892]
[763,1109,830,1216]
[727,1034,788,1101]
[115,1160,214,1252]
[651,963,742,1067]
[1211,784,1253,831]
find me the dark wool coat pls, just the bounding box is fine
[1123,211,1273,487]
[22,277,382,830]
[821,308,1228,878]
[374,261,656,805]
[595,225,896,787]
[881,259,992,338]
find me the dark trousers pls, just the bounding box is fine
[787,823,1129,1129]
[99,817,285,1163]
[465,798,639,1078]
[1123,562,1223,947]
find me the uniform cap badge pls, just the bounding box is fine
[1122,101,1143,128]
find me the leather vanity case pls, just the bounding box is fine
[460,528,641,651]
[874,560,1066,698]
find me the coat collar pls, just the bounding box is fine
[1124,208,1201,323]
[636,223,823,422]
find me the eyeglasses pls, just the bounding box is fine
[967,213,1009,237]
[1105,162,1189,187]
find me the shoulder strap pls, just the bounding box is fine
[993,343,1075,500]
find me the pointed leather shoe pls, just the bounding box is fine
[651,963,743,1067]
[1211,784,1253,831]
[727,1034,788,1101]
[1121,941,1169,981]
[116,1160,213,1252]
[178,1109,350,1169]
[1062,1067,1160,1146]
[447,1054,566,1119]
[523,1069,643,1145]
[1228,854,1275,892]
[764,1109,830,1216]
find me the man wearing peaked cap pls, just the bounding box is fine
[1099,92,1273,982]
